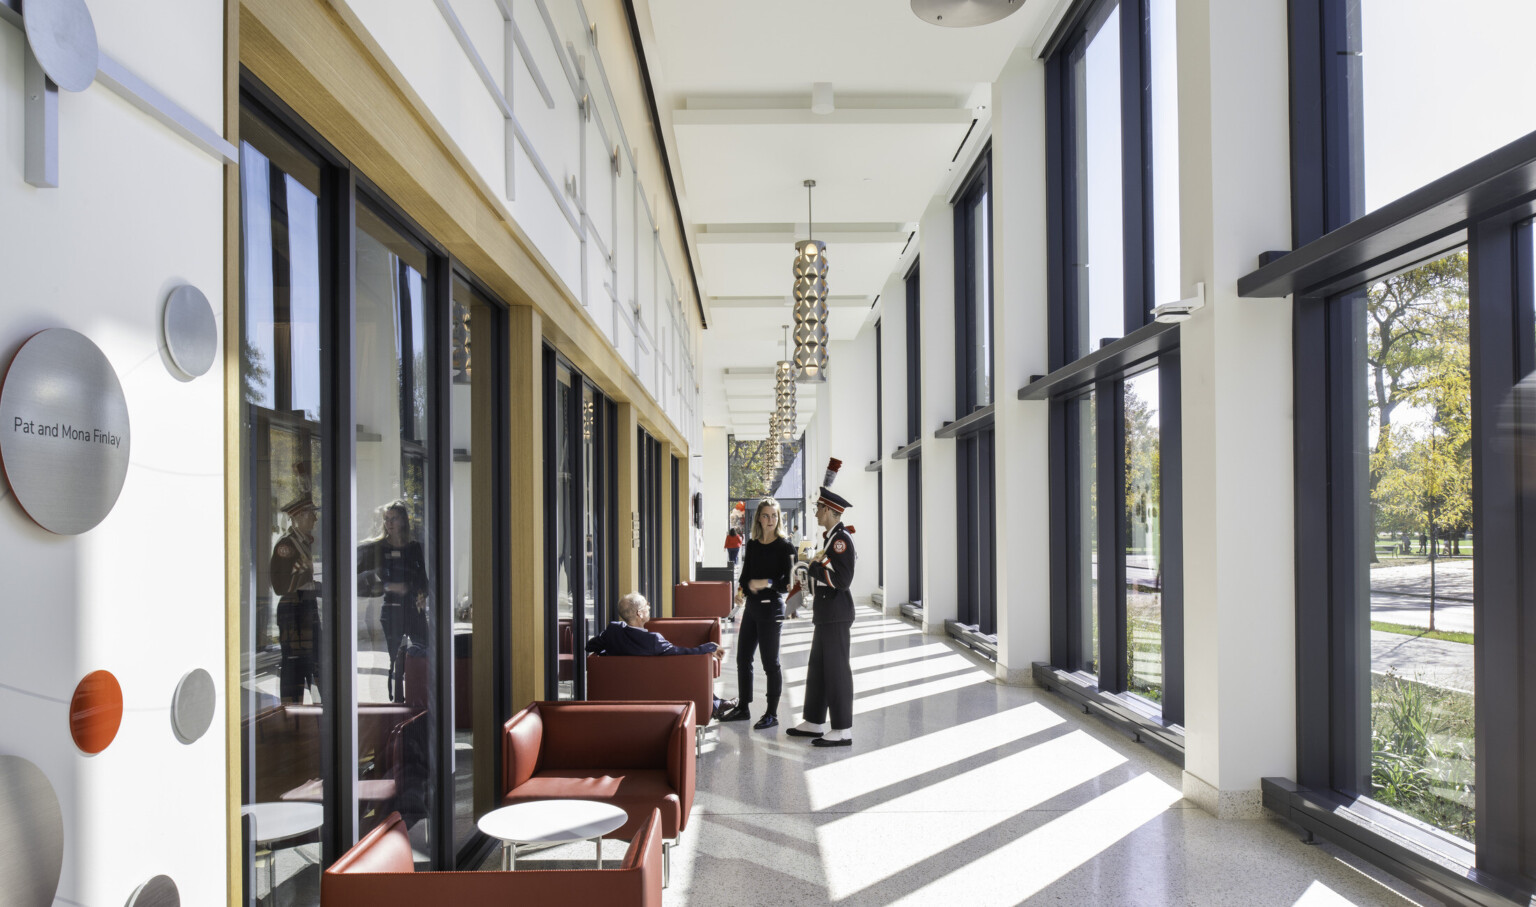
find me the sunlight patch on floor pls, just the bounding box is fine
[803,702,1065,810]
[1293,879,1371,906]
[883,772,1182,905]
[782,644,959,685]
[850,670,991,715]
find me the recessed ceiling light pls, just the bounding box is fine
[911,0,1024,28]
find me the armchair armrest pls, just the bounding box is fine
[666,701,696,829]
[643,617,721,649]
[500,705,544,794]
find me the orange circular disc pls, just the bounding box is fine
[69,670,123,754]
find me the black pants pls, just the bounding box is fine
[736,602,784,714]
[803,621,853,730]
[381,601,406,702]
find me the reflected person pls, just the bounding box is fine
[358,500,429,704]
[270,496,321,704]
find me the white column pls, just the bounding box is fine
[918,195,958,635]
[881,270,912,615]
[990,45,1052,685]
[701,425,730,568]
[1177,0,1297,817]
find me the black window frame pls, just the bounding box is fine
[904,261,924,606]
[1038,0,1184,731]
[238,71,512,879]
[1260,2,1536,902]
[875,319,885,587]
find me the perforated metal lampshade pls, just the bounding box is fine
[793,239,829,383]
[774,359,796,441]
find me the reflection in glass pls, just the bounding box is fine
[1073,5,1124,356]
[974,189,993,406]
[1362,250,1475,841]
[353,201,438,861]
[582,383,600,636]
[1075,392,1099,673]
[1149,0,1181,309]
[239,113,327,907]
[1124,370,1162,701]
[554,364,576,699]
[449,278,495,858]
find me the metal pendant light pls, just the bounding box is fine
[793,179,829,383]
[775,325,796,441]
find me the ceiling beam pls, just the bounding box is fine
[673,107,975,127]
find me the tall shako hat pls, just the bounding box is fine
[281,496,317,518]
[817,486,851,514]
[823,457,843,486]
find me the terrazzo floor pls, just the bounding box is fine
[497,606,1440,906]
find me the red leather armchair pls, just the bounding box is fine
[672,581,731,619]
[322,809,663,906]
[587,618,722,754]
[502,700,695,884]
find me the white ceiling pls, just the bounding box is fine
[634,0,1060,434]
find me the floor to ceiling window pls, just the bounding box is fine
[950,149,998,640]
[1271,2,1536,899]
[239,81,511,902]
[1041,0,1184,726]
[875,319,885,588]
[901,262,924,611]
[543,352,615,700]
[636,428,664,607]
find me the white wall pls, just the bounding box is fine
[991,44,1052,685]
[700,425,729,567]
[1177,0,1297,816]
[816,332,882,605]
[916,195,958,635]
[0,5,227,904]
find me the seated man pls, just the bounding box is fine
[587,592,737,718]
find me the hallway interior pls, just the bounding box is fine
[500,608,1434,906]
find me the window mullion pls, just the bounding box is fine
[1097,381,1128,692]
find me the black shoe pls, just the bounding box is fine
[811,737,852,747]
[785,727,823,738]
[718,704,752,722]
[753,714,778,730]
[712,698,738,720]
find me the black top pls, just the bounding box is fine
[808,523,857,625]
[739,536,795,607]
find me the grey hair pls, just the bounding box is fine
[617,591,649,623]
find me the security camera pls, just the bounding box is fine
[1152,282,1206,324]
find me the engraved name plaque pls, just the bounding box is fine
[0,329,131,534]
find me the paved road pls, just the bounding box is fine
[1371,560,1474,634]
[1371,630,1474,695]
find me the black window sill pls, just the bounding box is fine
[898,601,924,623]
[944,620,997,660]
[864,459,882,472]
[1032,662,1184,766]
[1263,778,1531,907]
[934,404,995,439]
[892,440,922,460]
[1017,321,1179,401]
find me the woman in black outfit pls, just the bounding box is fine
[719,497,795,729]
[357,500,430,704]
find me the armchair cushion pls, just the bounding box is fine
[587,652,716,724]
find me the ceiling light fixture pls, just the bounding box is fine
[910,0,1024,28]
[793,179,829,384]
[775,325,796,441]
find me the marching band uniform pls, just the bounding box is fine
[270,497,321,704]
[789,486,857,747]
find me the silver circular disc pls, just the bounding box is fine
[162,285,217,378]
[0,328,131,535]
[0,755,65,907]
[171,668,216,744]
[126,875,178,907]
[23,0,99,92]
[910,0,1024,28]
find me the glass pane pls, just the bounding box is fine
[1076,392,1099,673]
[354,201,438,859]
[1362,1,1536,212]
[1364,250,1475,842]
[1125,370,1162,701]
[583,384,601,633]
[1149,0,1181,309]
[554,365,576,699]
[1073,6,1124,356]
[239,114,328,907]
[449,278,494,858]
[974,189,993,406]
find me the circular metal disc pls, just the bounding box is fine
[162,285,217,378]
[0,755,65,907]
[171,668,216,744]
[22,0,99,92]
[0,328,131,535]
[126,875,178,907]
[910,0,1024,28]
